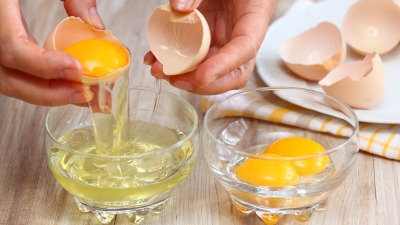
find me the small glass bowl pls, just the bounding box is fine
[44,86,199,224]
[202,87,359,224]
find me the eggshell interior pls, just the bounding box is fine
[319,53,385,109]
[342,0,400,55]
[44,17,130,85]
[147,4,211,75]
[279,22,346,81]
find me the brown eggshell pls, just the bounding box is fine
[43,17,130,85]
[147,4,211,75]
[342,0,400,55]
[279,22,346,81]
[319,53,384,109]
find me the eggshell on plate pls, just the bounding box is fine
[319,53,384,109]
[43,17,130,85]
[147,4,210,75]
[342,0,400,55]
[279,22,346,81]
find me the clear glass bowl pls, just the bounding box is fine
[202,87,359,224]
[45,86,199,224]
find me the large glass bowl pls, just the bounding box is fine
[202,87,359,224]
[45,86,199,224]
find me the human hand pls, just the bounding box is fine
[62,0,104,30]
[144,0,275,95]
[0,0,95,106]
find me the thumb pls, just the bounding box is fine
[169,0,202,12]
[63,0,104,29]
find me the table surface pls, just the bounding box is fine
[1,0,399,224]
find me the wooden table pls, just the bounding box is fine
[0,0,398,224]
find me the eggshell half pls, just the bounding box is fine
[147,4,211,75]
[279,22,346,81]
[342,0,400,55]
[43,17,130,85]
[319,53,384,109]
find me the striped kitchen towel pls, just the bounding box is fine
[202,88,400,161]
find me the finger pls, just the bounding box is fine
[63,0,104,29]
[143,51,157,66]
[1,43,83,82]
[150,61,169,79]
[168,60,255,95]
[194,36,261,88]
[169,0,203,12]
[0,67,93,106]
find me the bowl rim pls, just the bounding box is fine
[45,86,199,159]
[202,86,359,161]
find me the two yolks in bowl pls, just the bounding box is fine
[235,137,330,187]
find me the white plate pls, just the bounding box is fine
[256,0,400,124]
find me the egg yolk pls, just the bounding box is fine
[63,38,127,78]
[235,153,299,187]
[265,137,330,176]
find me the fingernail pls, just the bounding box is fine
[172,0,193,10]
[88,7,105,29]
[143,60,152,66]
[172,81,193,91]
[60,68,81,81]
[69,90,93,104]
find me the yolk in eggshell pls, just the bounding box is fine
[63,38,127,78]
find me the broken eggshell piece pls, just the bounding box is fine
[319,53,384,109]
[279,22,346,81]
[43,17,130,85]
[147,4,211,75]
[342,0,400,55]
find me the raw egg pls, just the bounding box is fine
[279,22,346,81]
[265,137,330,176]
[44,17,130,84]
[319,52,384,109]
[235,153,299,187]
[342,0,400,55]
[147,4,211,75]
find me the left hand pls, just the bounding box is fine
[144,0,275,95]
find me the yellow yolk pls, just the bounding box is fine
[63,38,127,78]
[235,153,299,187]
[265,137,330,176]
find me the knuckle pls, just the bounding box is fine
[233,66,251,89]
[239,36,258,59]
[42,80,61,106]
[0,68,12,97]
[235,80,248,89]
[246,41,258,58]
[0,44,15,68]
[232,77,248,90]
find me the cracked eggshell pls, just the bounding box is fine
[342,0,400,55]
[43,17,130,85]
[147,4,211,75]
[279,22,346,81]
[319,53,384,109]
